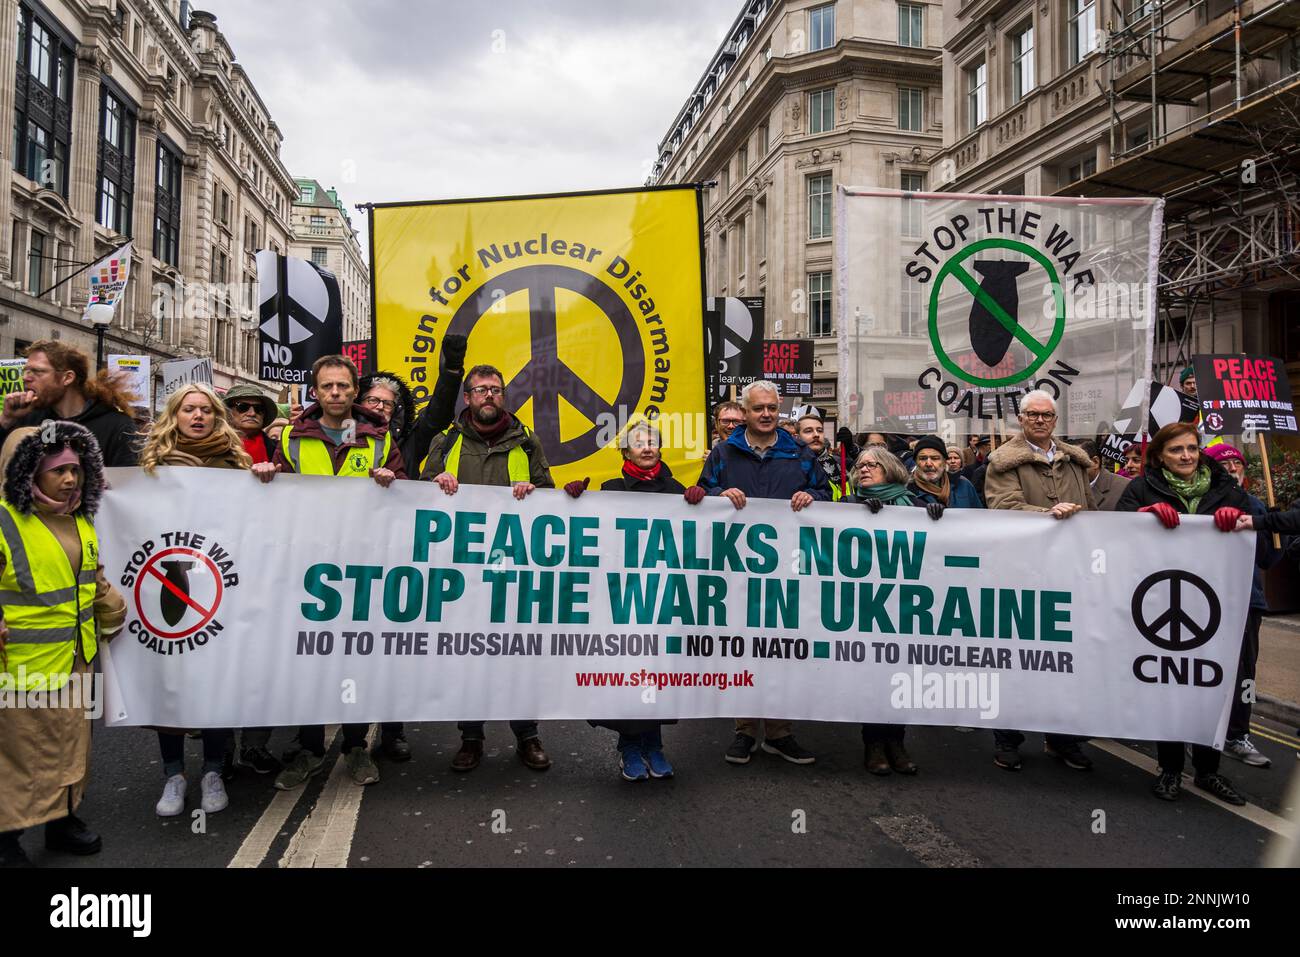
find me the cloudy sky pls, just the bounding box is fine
[210,0,739,247]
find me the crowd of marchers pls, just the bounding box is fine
[0,341,1291,867]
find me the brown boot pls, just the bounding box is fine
[886,741,918,775]
[865,742,891,775]
[517,736,552,771]
[450,739,482,772]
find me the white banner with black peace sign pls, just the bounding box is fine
[837,188,1161,439]
[256,250,343,385]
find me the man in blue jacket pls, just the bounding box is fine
[907,435,983,510]
[697,380,831,766]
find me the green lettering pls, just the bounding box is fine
[745,524,778,574]
[383,567,423,622]
[453,511,488,564]
[937,587,975,637]
[302,563,342,621]
[798,527,833,576]
[1040,590,1072,642]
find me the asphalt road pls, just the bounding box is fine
[15,712,1297,869]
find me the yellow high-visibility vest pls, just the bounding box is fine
[0,502,98,692]
[280,424,391,477]
[441,427,531,484]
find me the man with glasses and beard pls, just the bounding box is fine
[420,365,556,774]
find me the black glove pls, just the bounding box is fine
[440,334,468,374]
[925,501,944,521]
[862,497,883,514]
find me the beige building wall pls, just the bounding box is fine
[0,0,295,405]
[654,0,944,424]
[287,179,370,346]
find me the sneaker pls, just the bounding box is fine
[993,747,1023,771]
[344,747,380,785]
[620,749,649,782]
[1223,736,1271,768]
[1044,740,1093,770]
[725,732,759,765]
[274,750,324,791]
[378,733,412,763]
[1152,770,1182,801]
[238,746,281,775]
[200,771,229,813]
[1194,772,1246,806]
[644,749,674,779]
[156,774,187,817]
[762,735,816,765]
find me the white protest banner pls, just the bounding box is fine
[97,468,1251,746]
[107,354,150,408]
[837,189,1161,440]
[160,357,213,396]
[83,242,133,326]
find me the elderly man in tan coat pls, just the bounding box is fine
[982,390,1096,774]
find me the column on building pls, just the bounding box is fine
[131,102,163,337]
[70,42,109,306]
[0,0,19,281]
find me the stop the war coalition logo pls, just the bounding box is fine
[119,531,240,654]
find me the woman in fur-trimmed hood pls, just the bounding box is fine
[1,420,105,517]
[0,422,126,864]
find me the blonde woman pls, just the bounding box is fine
[139,384,250,818]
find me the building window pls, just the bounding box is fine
[966,60,988,130]
[310,214,326,232]
[1065,154,1097,183]
[898,3,923,47]
[311,247,328,267]
[756,197,767,260]
[1069,0,1097,65]
[299,184,315,202]
[1011,24,1035,102]
[808,173,832,240]
[27,230,45,295]
[758,122,769,155]
[13,4,74,196]
[809,3,836,52]
[217,188,230,226]
[899,87,924,131]
[736,217,747,278]
[737,145,748,179]
[154,142,183,267]
[211,247,229,283]
[901,172,925,237]
[808,271,832,337]
[809,87,835,134]
[1126,125,1150,150]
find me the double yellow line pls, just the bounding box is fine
[1250,721,1300,751]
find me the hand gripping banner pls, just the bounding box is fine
[98,468,1251,747]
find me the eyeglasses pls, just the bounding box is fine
[1022,411,1057,421]
[859,462,884,472]
[229,401,262,414]
[361,396,396,412]
[467,385,504,397]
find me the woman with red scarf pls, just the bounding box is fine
[565,421,707,781]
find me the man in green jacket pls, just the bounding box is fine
[420,364,554,772]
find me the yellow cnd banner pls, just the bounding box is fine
[370,186,708,486]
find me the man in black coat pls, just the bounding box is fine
[0,341,139,466]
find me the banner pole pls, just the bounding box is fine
[1257,432,1282,549]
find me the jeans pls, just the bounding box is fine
[735,718,791,740]
[298,723,369,757]
[617,728,664,752]
[861,723,905,744]
[458,721,538,743]
[1157,741,1220,776]
[1228,609,1262,740]
[993,729,1084,752]
[159,729,231,776]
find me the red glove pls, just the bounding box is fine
[564,477,589,499]
[683,485,706,505]
[1214,506,1243,533]
[1138,503,1180,529]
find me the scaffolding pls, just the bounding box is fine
[1067,0,1300,381]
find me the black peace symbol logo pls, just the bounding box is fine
[447,265,646,466]
[1131,569,1221,652]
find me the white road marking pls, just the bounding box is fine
[227,726,338,869]
[1096,740,1295,838]
[279,725,378,868]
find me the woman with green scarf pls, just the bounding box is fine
[1115,421,1255,807]
[845,445,943,777]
